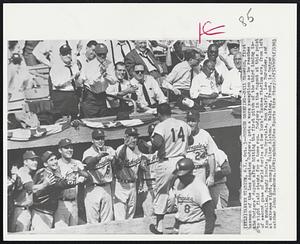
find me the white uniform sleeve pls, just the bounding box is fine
[153,123,165,138]
[195,178,212,207]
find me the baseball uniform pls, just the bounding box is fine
[152,117,192,215]
[113,144,145,220]
[54,158,85,228]
[137,149,159,217]
[209,149,230,209]
[174,176,212,234]
[83,145,115,224]
[11,166,33,232]
[186,129,219,182]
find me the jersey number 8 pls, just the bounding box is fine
[171,127,185,142]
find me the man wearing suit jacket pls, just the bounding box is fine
[125,40,163,80]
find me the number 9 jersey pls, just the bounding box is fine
[152,117,192,160]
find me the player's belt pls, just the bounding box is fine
[179,219,205,225]
[117,178,136,184]
[194,164,206,169]
[14,205,30,210]
[90,182,110,187]
[161,155,185,161]
[59,197,76,201]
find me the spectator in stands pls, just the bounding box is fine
[125,40,163,80]
[80,43,115,118]
[166,40,186,73]
[32,40,82,67]
[108,40,135,66]
[221,52,242,97]
[54,138,89,229]
[190,59,219,103]
[162,49,204,101]
[23,41,41,66]
[221,40,240,71]
[206,43,228,86]
[130,64,167,111]
[106,61,138,114]
[77,40,98,71]
[49,44,84,119]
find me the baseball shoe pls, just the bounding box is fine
[149,224,163,234]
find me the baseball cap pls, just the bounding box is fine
[41,151,56,163]
[92,129,105,140]
[95,43,108,55]
[59,44,72,56]
[186,109,200,122]
[58,138,72,148]
[125,127,139,137]
[10,53,22,65]
[23,150,39,160]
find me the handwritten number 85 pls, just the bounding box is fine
[239,8,254,27]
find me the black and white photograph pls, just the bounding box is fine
[3,3,296,241]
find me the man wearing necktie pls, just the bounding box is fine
[129,64,167,112]
[125,40,164,80]
[49,44,84,120]
[108,40,134,66]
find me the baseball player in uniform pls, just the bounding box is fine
[54,138,89,228]
[82,129,115,224]
[31,151,73,231]
[209,148,231,209]
[136,124,159,217]
[185,109,218,185]
[11,150,39,232]
[173,158,216,234]
[113,127,147,220]
[149,103,193,234]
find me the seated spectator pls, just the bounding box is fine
[80,43,115,118]
[130,64,167,111]
[205,43,229,86]
[49,44,84,119]
[190,60,219,102]
[165,40,186,73]
[221,40,240,70]
[125,40,163,80]
[106,61,138,114]
[221,52,242,97]
[162,49,204,101]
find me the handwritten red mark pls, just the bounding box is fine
[198,21,226,44]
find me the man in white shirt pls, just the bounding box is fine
[221,52,242,97]
[49,44,84,119]
[106,62,138,113]
[162,49,204,101]
[77,40,98,71]
[80,43,116,118]
[190,60,219,102]
[222,41,240,71]
[130,64,167,111]
[108,40,135,66]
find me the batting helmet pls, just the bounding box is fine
[173,158,194,176]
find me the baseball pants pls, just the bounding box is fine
[54,200,78,228]
[84,184,113,224]
[11,207,31,232]
[153,156,183,215]
[179,220,206,234]
[209,183,229,209]
[31,209,53,231]
[113,181,137,220]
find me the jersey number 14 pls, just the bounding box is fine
[171,127,185,142]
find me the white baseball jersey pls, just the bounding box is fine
[57,158,84,200]
[186,129,218,176]
[82,145,115,184]
[174,176,211,223]
[153,117,191,160]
